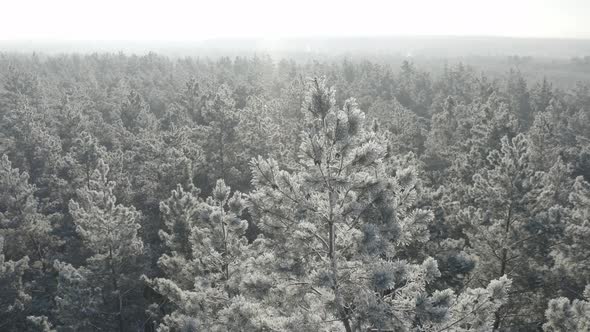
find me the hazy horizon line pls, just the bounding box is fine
[2,34,590,43]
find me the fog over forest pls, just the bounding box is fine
[1,2,590,331]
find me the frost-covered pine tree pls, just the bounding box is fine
[0,154,63,327]
[64,159,144,331]
[246,77,511,331]
[0,154,58,263]
[151,183,202,289]
[0,236,31,331]
[506,69,532,129]
[64,131,107,190]
[459,134,564,329]
[118,90,158,134]
[423,96,464,177]
[148,179,250,331]
[0,65,43,116]
[550,176,590,291]
[543,285,590,331]
[175,77,206,125]
[368,98,426,155]
[26,315,56,332]
[453,93,519,185]
[423,93,519,189]
[531,77,553,114]
[0,101,63,210]
[234,97,282,190]
[199,84,241,191]
[53,260,101,331]
[527,98,573,172]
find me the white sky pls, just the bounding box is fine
[1,0,589,41]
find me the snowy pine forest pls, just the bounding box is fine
[0,53,589,331]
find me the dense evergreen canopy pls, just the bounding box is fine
[0,52,588,331]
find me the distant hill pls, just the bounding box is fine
[2,36,590,58]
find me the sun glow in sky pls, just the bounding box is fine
[1,0,589,41]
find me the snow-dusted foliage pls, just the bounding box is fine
[0,236,31,330]
[544,285,590,331]
[149,179,252,331]
[68,159,143,266]
[0,154,58,263]
[244,78,511,331]
[59,159,144,331]
[551,176,590,284]
[1,53,588,331]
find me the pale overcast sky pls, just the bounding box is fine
[1,0,588,40]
